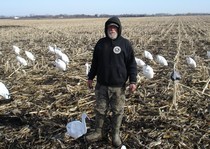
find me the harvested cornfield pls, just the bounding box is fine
[0,16,209,149]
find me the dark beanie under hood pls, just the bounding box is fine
[105,16,122,39]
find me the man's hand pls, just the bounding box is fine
[129,83,136,92]
[87,80,93,89]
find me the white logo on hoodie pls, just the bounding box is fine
[113,46,121,54]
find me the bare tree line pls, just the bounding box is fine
[1,13,210,20]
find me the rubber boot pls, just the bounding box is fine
[86,114,104,142]
[112,114,123,147]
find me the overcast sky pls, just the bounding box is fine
[1,0,210,16]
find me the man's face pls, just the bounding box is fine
[107,25,118,39]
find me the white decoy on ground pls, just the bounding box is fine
[135,57,145,67]
[66,113,88,139]
[16,55,27,66]
[207,51,210,59]
[54,58,67,71]
[25,51,35,61]
[48,45,70,64]
[156,55,168,66]
[186,57,196,68]
[85,62,90,75]
[13,45,21,55]
[48,45,56,54]
[53,44,63,56]
[0,82,10,100]
[144,50,153,60]
[142,65,154,79]
[54,48,63,57]
[59,52,70,65]
[48,45,61,54]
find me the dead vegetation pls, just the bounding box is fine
[0,16,209,149]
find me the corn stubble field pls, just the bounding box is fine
[0,16,210,148]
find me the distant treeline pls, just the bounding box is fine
[0,13,210,19]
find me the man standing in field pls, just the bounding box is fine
[86,16,137,147]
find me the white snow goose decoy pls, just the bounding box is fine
[16,55,28,66]
[12,45,21,55]
[25,50,35,61]
[135,57,145,67]
[66,113,89,139]
[186,57,196,68]
[156,55,168,66]
[85,62,90,75]
[144,50,153,60]
[0,82,10,100]
[142,65,154,79]
[207,51,210,59]
[54,58,67,71]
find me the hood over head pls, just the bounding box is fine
[105,16,122,39]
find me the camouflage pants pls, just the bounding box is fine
[94,83,126,117]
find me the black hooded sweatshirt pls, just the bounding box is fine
[88,16,137,87]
